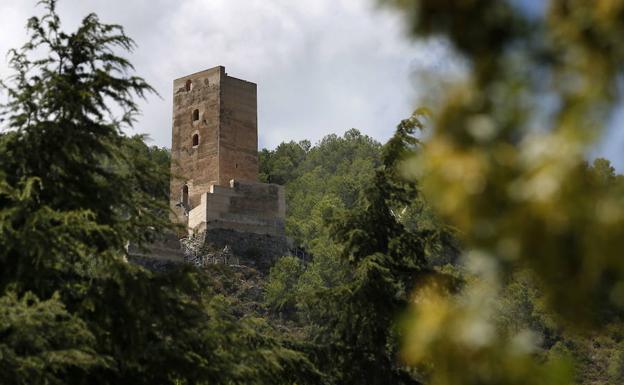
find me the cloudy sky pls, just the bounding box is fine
[0,0,622,169]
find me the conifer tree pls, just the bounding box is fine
[305,112,443,385]
[0,2,324,383]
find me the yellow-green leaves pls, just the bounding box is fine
[380,0,624,384]
[401,255,575,385]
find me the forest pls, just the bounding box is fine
[1,0,624,384]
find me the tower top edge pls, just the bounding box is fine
[173,66,256,86]
[173,65,225,82]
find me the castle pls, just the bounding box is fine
[130,66,288,271]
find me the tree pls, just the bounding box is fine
[302,113,443,385]
[0,2,323,384]
[0,291,106,385]
[259,140,309,184]
[259,129,382,250]
[261,121,460,384]
[384,1,624,384]
[265,256,306,314]
[0,0,171,294]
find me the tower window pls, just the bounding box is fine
[192,109,199,121]
[181,185,189,209]
[185,79,193,91]
[192,133,199,147]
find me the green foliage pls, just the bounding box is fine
[0,175,114,295]
[382,1,624,385]
[0,2,324,384]
[492,270,619,384]
[262,119,460,384]
[493,271,559,348]
[259,140,310,185]
[0,0,169,260]
[74,263,322,384]
[0,291,106,385]
[267,115,438,385]
[306,114,435,385]
[265,256,306,314]
[260,129,382,252]
[607,342,624,385]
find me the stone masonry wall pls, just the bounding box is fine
[170,67,222,222]
[188,179,286,237]
[169,66,258,224]
[218,74,258,186]
[188,228,289,272]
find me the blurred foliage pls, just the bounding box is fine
[375,0,624,384]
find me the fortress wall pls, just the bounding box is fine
[188,179,285,237]
[199,228,288,272]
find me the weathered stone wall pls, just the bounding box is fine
[188,179,286,237]
[126,231,185,262]
[219,74,258,186]
[193,228,289,272]
[170,67,222,222]
[128,256,184,272]
[169,66,258,224]
[126,231,185,271]
[129,228,288,274]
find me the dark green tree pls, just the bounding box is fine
[0,0,171,293]
[259,140,310,185]
[0,291,107,385]
[305,113,443,385]
[0,2,323,384]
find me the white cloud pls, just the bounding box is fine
[0,0,460,150]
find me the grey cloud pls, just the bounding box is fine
[2,0,462,150]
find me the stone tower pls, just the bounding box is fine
[170,66,259,222]
[168,66,288,271]
[128,66,290,272]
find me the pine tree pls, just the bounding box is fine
[0,2,324,383]
[306,112,445,385]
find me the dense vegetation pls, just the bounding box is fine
[0,2,320,384]
[261,132,624,385]
[2,1,624,385]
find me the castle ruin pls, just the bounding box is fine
[131,66,288,271]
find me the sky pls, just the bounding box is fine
[0,0,621,169]
[0,0,462,150]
